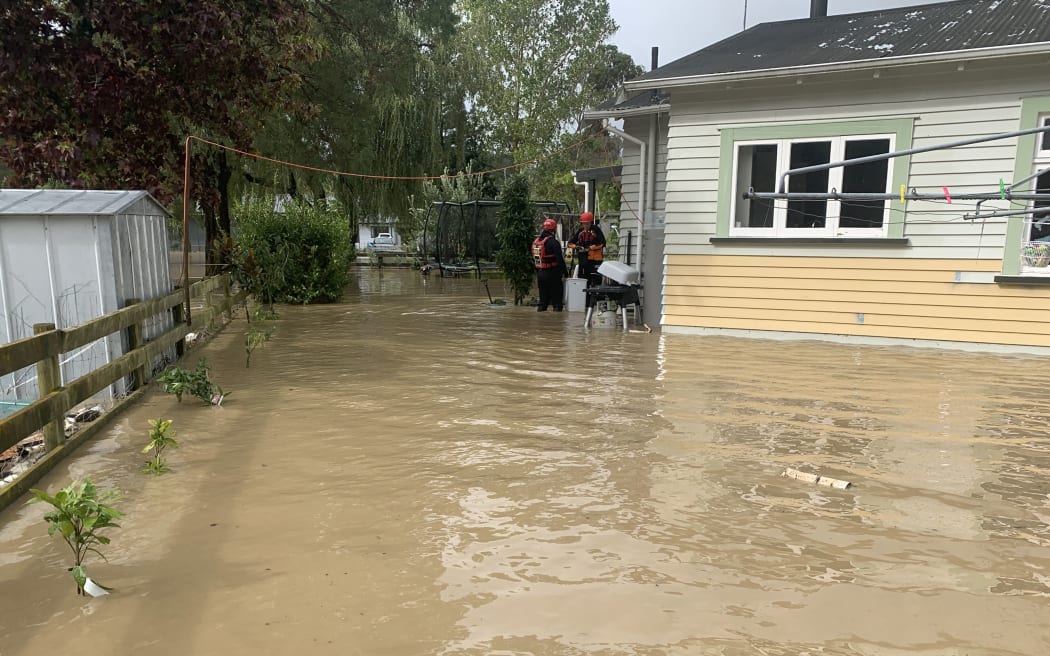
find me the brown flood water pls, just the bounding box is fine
[1,268,1050,655]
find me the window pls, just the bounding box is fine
[730,135,894,237]
[1020,113,1050,274]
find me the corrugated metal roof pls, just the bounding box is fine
[572,165,623,183]
[0,189,168,216]
[634,0,1050,84]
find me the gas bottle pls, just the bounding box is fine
[593,310,617,328]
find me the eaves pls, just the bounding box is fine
[582,103,671,121]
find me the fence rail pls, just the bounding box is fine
[0,273,244,509]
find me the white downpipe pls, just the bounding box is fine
[603,122,647,277]
[574,179,591,213]
[648,115,658,212]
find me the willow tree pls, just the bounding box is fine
[452,0,618,162]
[249,0,460,226]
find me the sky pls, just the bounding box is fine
[608,0,940,70]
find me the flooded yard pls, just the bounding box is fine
[1,268,1049,655]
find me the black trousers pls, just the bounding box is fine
[578,258,602,287]
[536,268,564,310]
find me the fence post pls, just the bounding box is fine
[32,323,63,451]
[125,298,147,390]
[172,297,186,358]
[222,274,233,322]
[205,289,217,332]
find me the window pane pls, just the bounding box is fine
[786,141,831,228]
[1030,169,1050,241]
[1042,117,1050,152]
[840,138,890,229]
[734,144,777,228]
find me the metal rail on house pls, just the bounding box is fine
[0,273,244,511]
[759,124,1050,195]
[962,207,1050,221]
[745,191,1050,202]
[967,165,1050,220]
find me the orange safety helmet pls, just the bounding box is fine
[579,211,594,224]
[542,218,557,231]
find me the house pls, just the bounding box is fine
[357,216,401,250]
[587,0,1050,352]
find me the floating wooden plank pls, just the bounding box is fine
[784,468,852,490]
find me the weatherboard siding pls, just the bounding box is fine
[661,59,1050,261]
[619,114,668,265]
[663,254,1050,348]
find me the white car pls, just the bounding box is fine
[368,234,399,252]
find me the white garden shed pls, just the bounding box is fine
[0,189,174,404]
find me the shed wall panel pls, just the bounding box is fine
[0,218,53,399]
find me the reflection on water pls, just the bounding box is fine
[1,268,1049,655]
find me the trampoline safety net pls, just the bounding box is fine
[422,200,573,277]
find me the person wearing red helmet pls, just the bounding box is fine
[567,211,606,286]
[531,216,568,311]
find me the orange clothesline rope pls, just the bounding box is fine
[185,133,595,181]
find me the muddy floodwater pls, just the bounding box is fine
[2,269,1050,655]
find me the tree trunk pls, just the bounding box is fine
[201,151,231,273]
[218,151,232,239]
[203,203,220,274]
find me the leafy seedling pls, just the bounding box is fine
[143,418,178,475]
[245,302,276,368]
[157,358,227,405]
[27,480,122,595]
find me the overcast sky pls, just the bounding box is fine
[608,0,940,69]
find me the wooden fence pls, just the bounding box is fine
[0,273,244,510]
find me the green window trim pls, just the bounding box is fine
[1003,96,1050,276]
[716,118,916,239]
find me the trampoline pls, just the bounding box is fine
[421,200,574,278]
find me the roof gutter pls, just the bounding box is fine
[582,103,670,121]
[623,41,1050,91]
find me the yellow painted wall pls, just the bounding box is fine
[664,255,1050,348]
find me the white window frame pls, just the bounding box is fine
[1020,113,1050,274]
[1039,115,1050,158]
[729,133,896,238]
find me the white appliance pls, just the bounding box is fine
[596,261,641,286]
[564,278,587,312]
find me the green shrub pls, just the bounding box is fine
[156,358,225,405]
[232,196,353,304]
[495,176,536,305]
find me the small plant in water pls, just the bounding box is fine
[28,479,122,595]
[143,418,177,475]
[245,302,277,368]
[156,358,226,404]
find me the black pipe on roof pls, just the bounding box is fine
[810,0,828,18]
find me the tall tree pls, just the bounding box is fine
[495,175,535,305]
[521,43,643,208]
[453,0,618,161]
